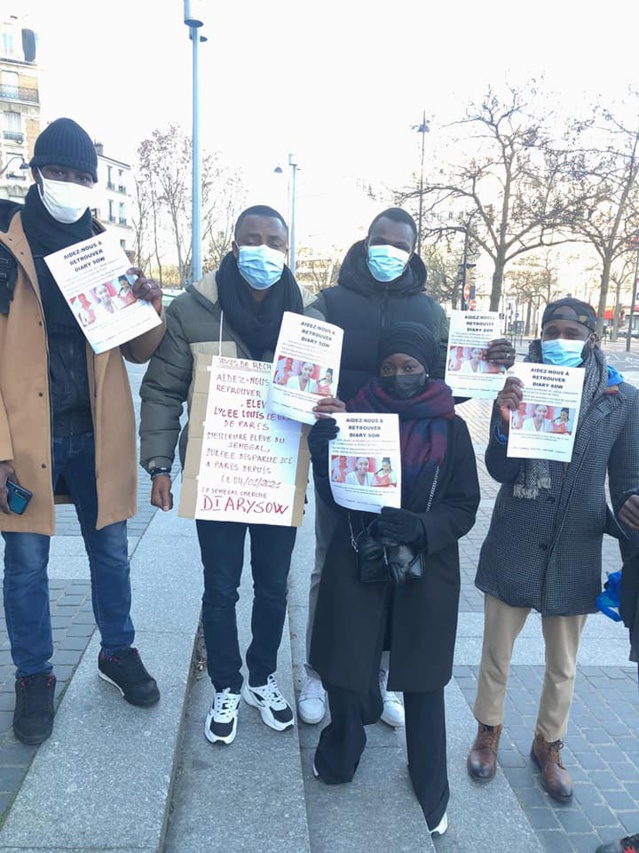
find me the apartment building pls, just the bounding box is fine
[0,14,39,201]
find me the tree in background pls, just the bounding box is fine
[395,83,580,311]
[136,125,246,285]
[562,97,639,333]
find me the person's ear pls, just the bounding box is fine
[231,240,239,260]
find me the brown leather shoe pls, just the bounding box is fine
[530,733,573,801]
[467,722,502,781]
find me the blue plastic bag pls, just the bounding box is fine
[596,571,622,622]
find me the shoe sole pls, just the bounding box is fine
[98,670,160,708]
[298,705,326,725]
[241,686,294,732]
[380,710,405,728]
[13,722,53,746]
[204,720,237,745]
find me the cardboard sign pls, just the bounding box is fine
[179,354,310,526]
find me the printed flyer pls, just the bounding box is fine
[267,311,343,425]
[43,231,161,354]
[445,310,507,398]
[328,412,401,513]
[506,363,585,462]
[179,355,309,526]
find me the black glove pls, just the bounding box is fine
[374,507,426,547]
[307,417,339,468]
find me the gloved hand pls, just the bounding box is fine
[307,417,339,467]
[374,506,426,547]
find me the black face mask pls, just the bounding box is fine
[379,373,428,399]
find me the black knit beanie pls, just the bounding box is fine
[378,322,439,374]
[30,118,98,182]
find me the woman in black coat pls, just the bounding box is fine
[307,322,480,837]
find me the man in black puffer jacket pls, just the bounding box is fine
[298,207,514,727]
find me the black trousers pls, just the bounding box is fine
[315,675,449,830]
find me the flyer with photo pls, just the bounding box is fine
[267,311,344,425]
[445,310,507,399]
[506,363,585,462]
[43,231,162,354]
[329,413,401,513]
[179,355,309,527]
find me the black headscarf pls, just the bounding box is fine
[378,322,440,374]
[216,251,303,360]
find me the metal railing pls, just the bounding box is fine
[0,85,39,103]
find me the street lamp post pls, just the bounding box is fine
[183,1,205,284]
[0,155,28,178]
[288,153,298,273]
[625,240,639,352]
[413,111,429,256]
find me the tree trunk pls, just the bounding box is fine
[490,254,507,312]
[596,257,612,336]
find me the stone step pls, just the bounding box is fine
[0,494,203,853]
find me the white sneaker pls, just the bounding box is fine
[379,669,405,727]
[204,687,241,745]
[429,811,448,837]
[242,674,294,731]
[298,675,326,725]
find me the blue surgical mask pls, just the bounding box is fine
[237,244,285,290]
[541,339,585,367]
[367,244,410,283]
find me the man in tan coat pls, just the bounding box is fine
[0,118,166,745]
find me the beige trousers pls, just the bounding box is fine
[473,594,587,742]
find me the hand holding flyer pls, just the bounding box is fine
[445,310,507,399]
[328,413,401,513]
[505,363,585,462]
[43,231,161,354]
[267,312,344,425]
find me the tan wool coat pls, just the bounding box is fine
[0,209,166,535]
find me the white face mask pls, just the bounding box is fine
[37,170,94,224]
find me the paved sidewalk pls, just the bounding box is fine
[0,353,636,852]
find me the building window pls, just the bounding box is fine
[1,71,19,100]
[107,165,114,190]
[108,199,115,222]
[118,202,126,226]
[3,110,22,142]
[1,32,15,59]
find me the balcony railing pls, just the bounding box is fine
[107,181,115,190]
[0,85,39,103]
[3,130,23,142]
[118,217,127,226]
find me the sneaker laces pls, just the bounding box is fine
[253,675,288,710]
[105,647,148,678]
[300,678,324,702]
[17,673,55,711]
[213,688,240,722]
[547,739,566,769]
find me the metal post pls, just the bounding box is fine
[415,111,428,256]
[288,154,297,274]
[190,26,202,283]
[625,246,639,352]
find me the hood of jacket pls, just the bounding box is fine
[338,239,427,298]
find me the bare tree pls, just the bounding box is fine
[397,83,581,311]
[562,99,639,333]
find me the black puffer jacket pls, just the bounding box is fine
[306,240,449,401]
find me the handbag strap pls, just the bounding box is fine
[425,466,439,512]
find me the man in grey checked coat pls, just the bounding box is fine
[466,298,639,802]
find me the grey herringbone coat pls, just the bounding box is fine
[475,380,639,617]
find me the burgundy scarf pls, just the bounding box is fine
[347,378,455,500]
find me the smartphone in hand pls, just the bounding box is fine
[6,481,32,515]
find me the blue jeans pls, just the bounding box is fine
[2,432,134,677]
[196,520,297,693]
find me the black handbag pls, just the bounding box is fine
[350,468,439,585]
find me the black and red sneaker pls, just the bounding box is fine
[13,671,56,745]
[596,833,639,853]
[98,647,160,707]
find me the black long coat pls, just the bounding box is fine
[309,415,480,695]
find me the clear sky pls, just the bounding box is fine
[17,0,639,254]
